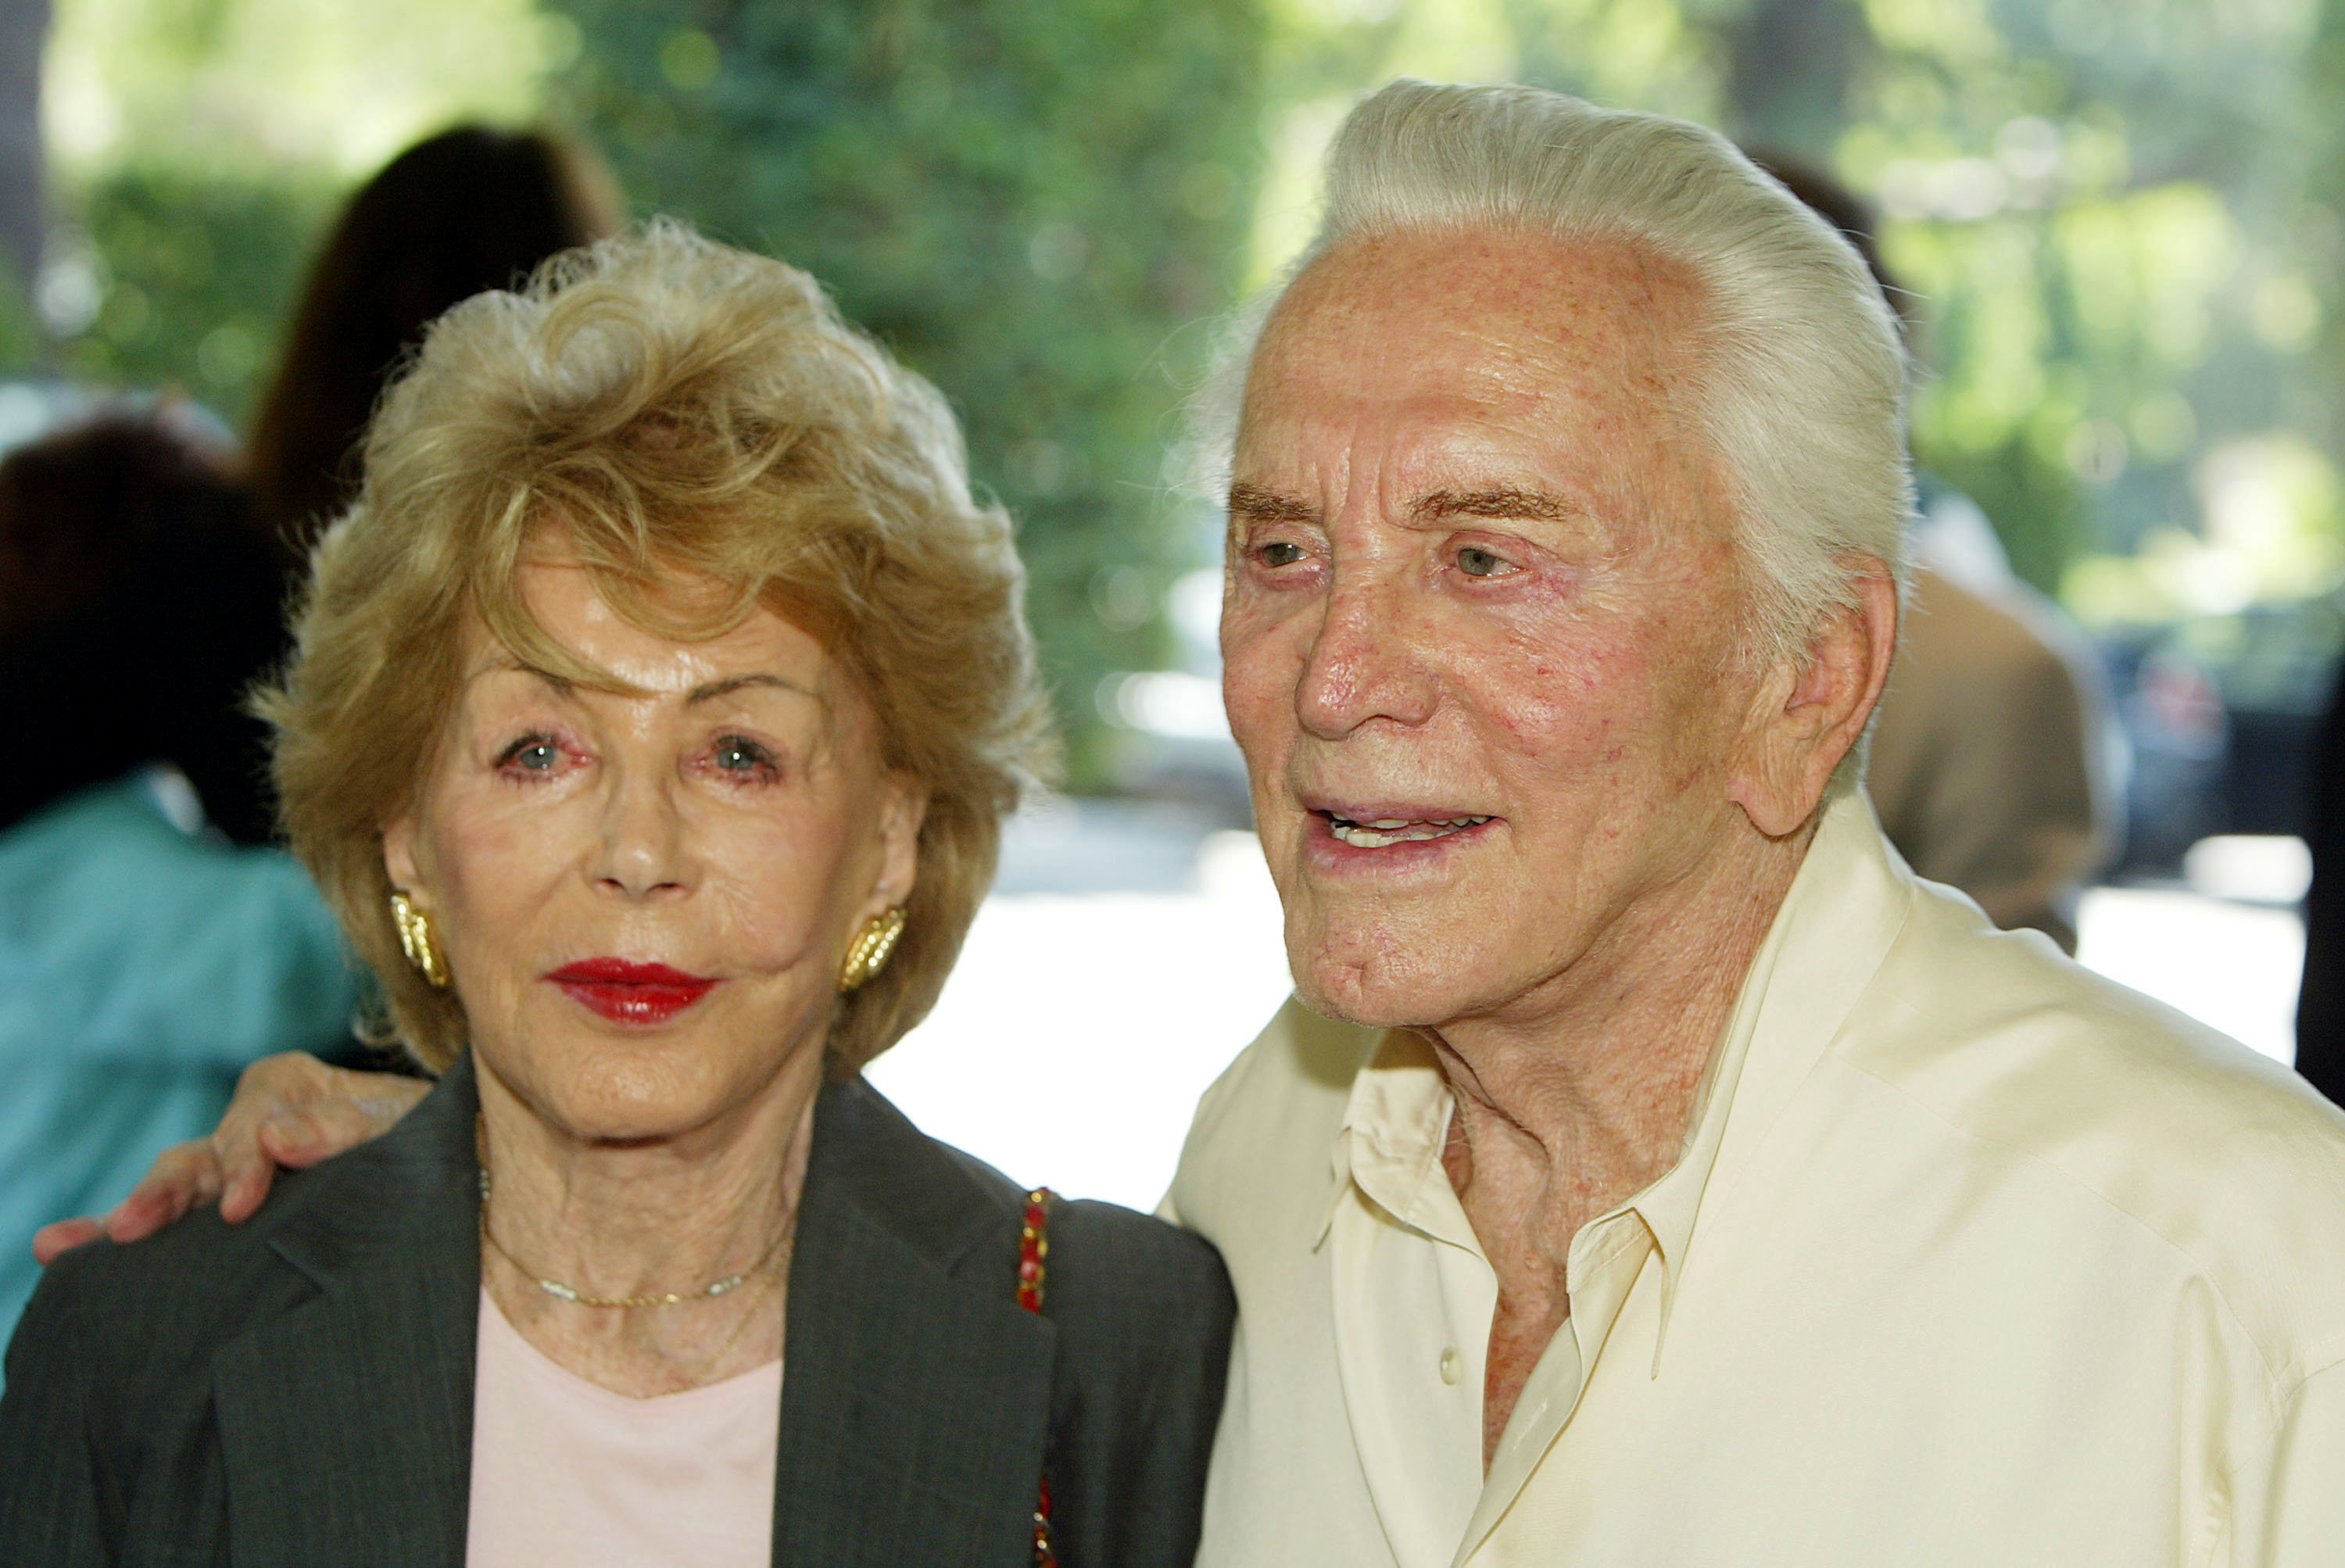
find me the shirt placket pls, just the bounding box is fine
[1452,1211,1660,1566]
[1333,1120,1494,1568]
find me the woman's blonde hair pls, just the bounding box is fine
[261,220,1054,1075]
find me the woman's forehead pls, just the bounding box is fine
[474,553,834,700]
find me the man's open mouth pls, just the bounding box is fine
[1323,812,1492,848]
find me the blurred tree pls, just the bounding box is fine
[2311,0,2345,462]
[0,0,49,308]
[1832,0,2324,610]
[542,0,1269,782]
[16,0,560,421]
[22,0,2344,757]
[1257,0,2343,618]
[54,170,330,418]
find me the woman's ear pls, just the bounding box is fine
[382,816,424,900]
[869,773,929,912]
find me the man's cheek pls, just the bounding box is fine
[1222,648,1294,755]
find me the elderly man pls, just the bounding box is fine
[38,82,2345,1565]
[1175,81,2345,1564]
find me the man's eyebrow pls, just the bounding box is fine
[1411,488,1573,524]
[1226,482,1316,525]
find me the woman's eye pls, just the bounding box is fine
[1458,546,1509,578]
[1258,540,1307,568]
[497,737,563,773]
[713,736,776,774]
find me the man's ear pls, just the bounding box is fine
[1727,557,1898,837]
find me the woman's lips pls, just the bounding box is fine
[545,958,718,1026]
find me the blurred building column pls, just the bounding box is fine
[0,0,49,299]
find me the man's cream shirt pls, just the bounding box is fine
[1165,793,2345,1566]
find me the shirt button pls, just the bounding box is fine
[1439,1348,1463,1386]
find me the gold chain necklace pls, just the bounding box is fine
[476,1117,794,1309]
[691,1264,782,1383]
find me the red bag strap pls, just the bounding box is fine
[1019,1188,1058,1567]
[1018,1187,1054,1314]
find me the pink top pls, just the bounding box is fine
[465,1289,782,1566]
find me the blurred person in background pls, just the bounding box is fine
[0,223,1230,1565]
[243,124,622,564]
[1760,155,2118,953]
[0,123,621,1359]
[0,412,359,1363]
[52,83,2345,1564]
[0,410,277,841]
[2295,671,2345,1104]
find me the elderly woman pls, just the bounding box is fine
[0,223,1231,1566]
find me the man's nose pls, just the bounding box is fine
[1294,567,1437,738]
[593,760,690,900]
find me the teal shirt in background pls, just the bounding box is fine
[0,770,360,1370]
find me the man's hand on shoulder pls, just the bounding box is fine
[31,1052,430,1263]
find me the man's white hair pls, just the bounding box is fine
[1194,79,1914,670]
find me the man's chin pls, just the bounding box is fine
[1290,954,1458,1034]
[1281,894,1555,1032]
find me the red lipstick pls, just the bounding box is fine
[546,958,718,1026]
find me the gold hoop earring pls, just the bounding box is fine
[837,906,908,994]
[390,892,451,990]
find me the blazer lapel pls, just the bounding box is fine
[211,1058,482,1565]
[772,1078,1056,1567]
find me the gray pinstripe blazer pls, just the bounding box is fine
[0,1053,1233,1566]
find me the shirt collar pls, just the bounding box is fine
[1319,1029,1455,1250]
[1315,791,1916,1346]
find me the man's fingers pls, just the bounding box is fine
[216,1052,338,1158]
[37,1057,424,1258]
[260,1081,419,1171]
[256,1110,318,1158]
[66,1056,427,1250]
[32,1217,104,1265]
[209,1051,345,1205]
[351,1075,431,1126]
[217,1158,277,1226]
[105,1141,224,1243]
[257,1112,335,1169]
[217,1066,427,1212]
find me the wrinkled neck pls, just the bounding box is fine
[1427,817,1808,1238]
[472,1047,821,1307]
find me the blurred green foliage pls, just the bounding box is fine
[22,0,554,416]
[49,169,330,420]
[21,0,2345,746]
[0,267,40,371]
[20,0,1269,784]
[541,0,1270,782]
[1255,0,2345,620]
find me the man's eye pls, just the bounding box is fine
[1258,541,1307,567]
[1458,546,1508,578]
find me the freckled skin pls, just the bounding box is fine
[1224,227,1752,1033]
[382,546,924,1394]
[1222,227,1896,1465]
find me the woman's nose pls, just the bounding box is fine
[1294,571,1437,739]
[593,762,690,898]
